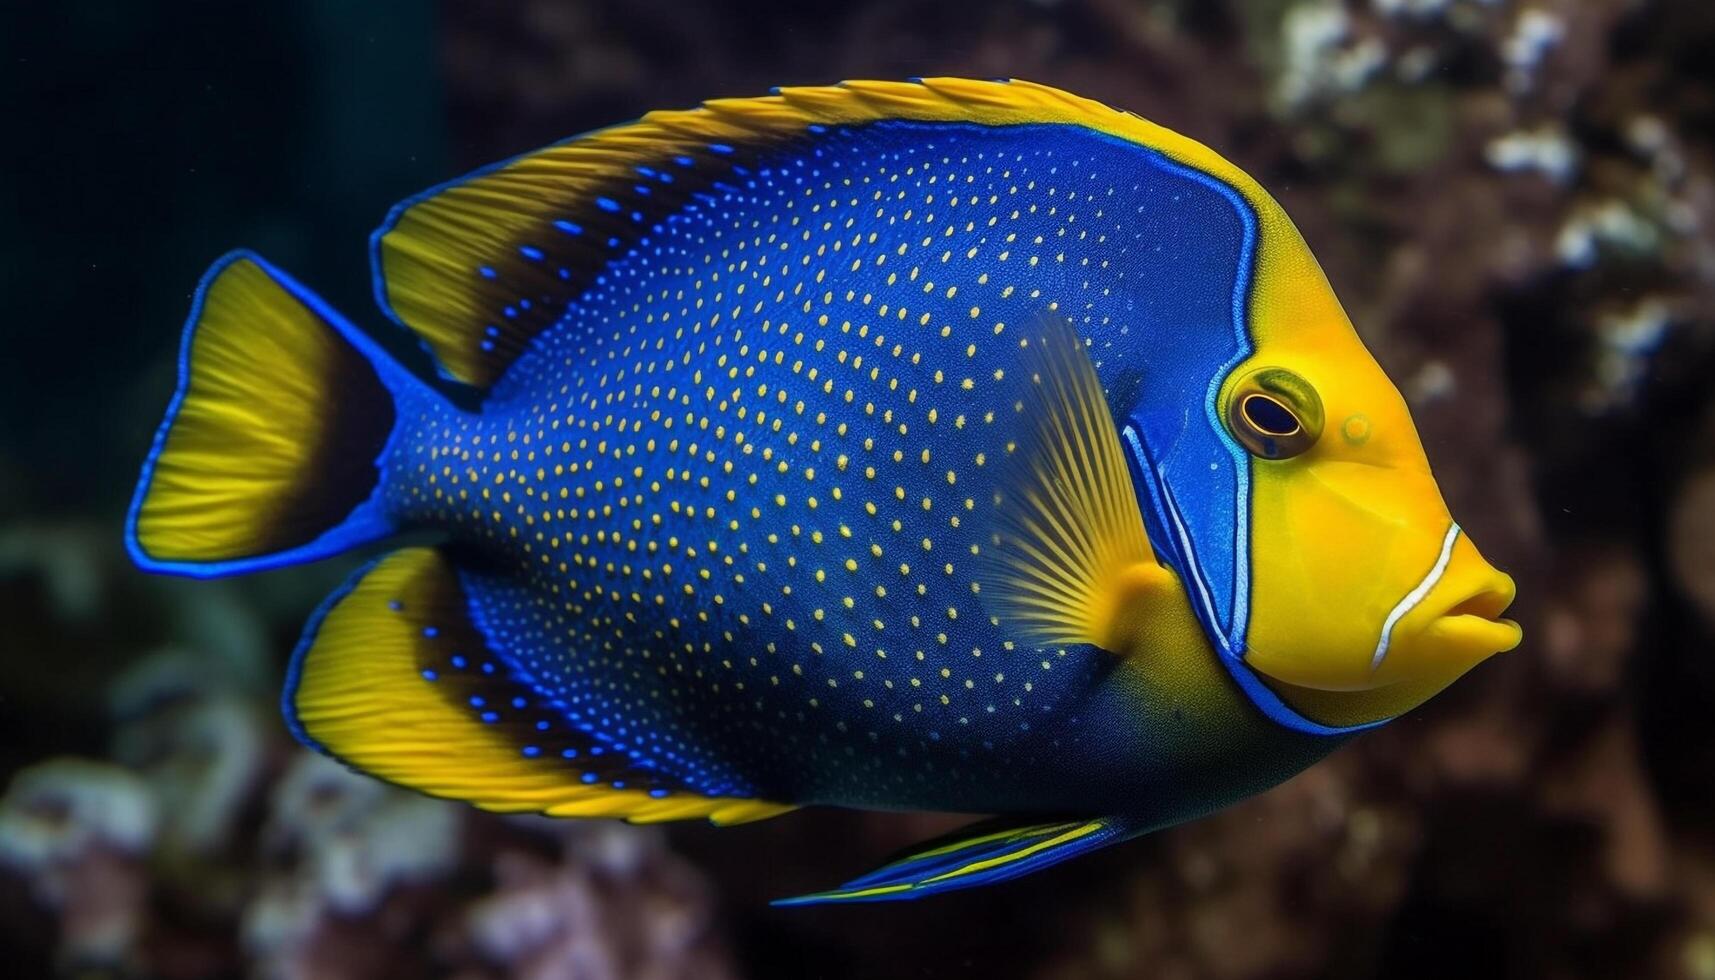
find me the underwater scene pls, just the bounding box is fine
[5,1,1715,977]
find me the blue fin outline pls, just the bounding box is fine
[126,250,422,578]
[774,815,1142,905]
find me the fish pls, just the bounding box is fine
[126,78,1522,904]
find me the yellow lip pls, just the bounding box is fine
[1422,612,1524,655]
[1404,562,1522,671]
[1423,568,1521,653]
[1369,531,1522,688]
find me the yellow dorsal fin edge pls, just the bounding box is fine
[374,78,1292,389]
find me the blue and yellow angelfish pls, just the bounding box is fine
[126,79,1522,903]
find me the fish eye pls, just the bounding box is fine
[1241,394,1299,437]
[1226,368,1324,459]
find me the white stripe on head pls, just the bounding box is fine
[1370,523,1461,672]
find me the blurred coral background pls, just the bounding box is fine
[4,1,1715,977]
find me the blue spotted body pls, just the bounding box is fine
[373,120,1284,813]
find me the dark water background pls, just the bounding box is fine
[5,1,1715,977]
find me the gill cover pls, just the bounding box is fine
[1103,164,1364,736]
[1107,132,1409,738]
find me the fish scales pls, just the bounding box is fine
[383,122,1250,809]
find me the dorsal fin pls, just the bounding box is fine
[369,77,1278,389]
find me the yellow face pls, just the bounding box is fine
[1224,258,1521,727]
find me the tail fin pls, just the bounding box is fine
[127,251,417,578]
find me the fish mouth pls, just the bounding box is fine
[1420,579,1522,654]
[1370,524,1523,673]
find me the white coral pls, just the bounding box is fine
[1486,125,1580,184]
[0,759,157,875]
[1277,2,1388,111]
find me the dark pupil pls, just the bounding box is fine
[1242,394,1299,436]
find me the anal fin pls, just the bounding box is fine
[284,547,792,825]
[774,815,1142,905]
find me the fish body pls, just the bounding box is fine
[127,79,1520,902]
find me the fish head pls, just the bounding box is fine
[1162,238,1533,742]
[1223,319,1521,716]
[1119,250,1518,732]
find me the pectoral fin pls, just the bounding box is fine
[979,314,1177,653]
[774,815,1142,905]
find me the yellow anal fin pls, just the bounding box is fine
[128,252,403,576]
[284,547,793,826]
[370,77,1287,390]
[979,314,1176,653]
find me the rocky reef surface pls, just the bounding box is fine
[0,539,736,979]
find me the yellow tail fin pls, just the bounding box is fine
[127,251,411,576]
